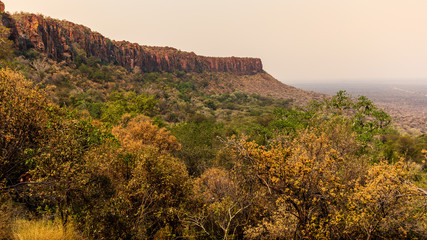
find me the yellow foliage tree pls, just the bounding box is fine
[187,167,257,239]
[0,68,53,183]
[112,116,190,238]
[113,115,181,154]
[235,131,346,239]
[229,130,426,239]
[344,161,426,239]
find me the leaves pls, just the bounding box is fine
[0,62,425,240]
[228,128,426,239]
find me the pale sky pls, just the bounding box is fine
[4,0,427,85]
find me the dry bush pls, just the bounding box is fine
[113,115,181,154]
[0,199,13,240]
[12,219,83,240]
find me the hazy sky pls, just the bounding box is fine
[4,0,427,85]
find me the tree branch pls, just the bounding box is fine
[0,182,52,193]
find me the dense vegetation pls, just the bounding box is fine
[0,29,426,240]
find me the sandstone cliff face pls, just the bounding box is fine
[1,8,263,75]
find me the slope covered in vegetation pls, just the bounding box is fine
[0,3,426,240]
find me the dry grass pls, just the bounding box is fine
[0,206,12,240]
[12,219,83,240]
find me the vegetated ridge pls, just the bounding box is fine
[0,5,321,104]
[1,1,426,239]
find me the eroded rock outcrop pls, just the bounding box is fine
[0,2,262,75]
[0,1,4,14]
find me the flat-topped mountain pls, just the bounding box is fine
[3,13,262,75]
[0,1,322,104]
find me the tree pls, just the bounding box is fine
[172,119,224,176]
[233,131,347,239]
[185,167,261,239]
[0,26,13,60]
[113,115,180,154]
[0,69,52,184]
[112,116,191,238]
[344,161,425,239]
[228,129,426,239]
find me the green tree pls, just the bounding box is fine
[172,118,224,176]
[0,26,13,60]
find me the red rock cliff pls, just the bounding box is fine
[1,9,263,75]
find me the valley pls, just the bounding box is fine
[295,82,427,134]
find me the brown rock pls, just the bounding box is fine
[5,13,263,75]
[0,1,4,13]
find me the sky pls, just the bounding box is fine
[4,0,427,85]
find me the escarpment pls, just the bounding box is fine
[0,7,262,75]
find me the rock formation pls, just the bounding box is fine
[0,1,4,14]
[0,1,263,75]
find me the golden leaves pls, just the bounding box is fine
[112,115,180,154]
[229,127,427,239]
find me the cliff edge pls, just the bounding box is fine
[0,1,262,75]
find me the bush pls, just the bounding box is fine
[0,198,13,240]
[12,219,83,240]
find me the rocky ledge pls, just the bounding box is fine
[0,1,263,75]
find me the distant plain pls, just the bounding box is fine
[293,81,427,134]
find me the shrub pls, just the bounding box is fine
[12,219,83,240]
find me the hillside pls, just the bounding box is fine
[0,8,322,105]
[0,1,426,239]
